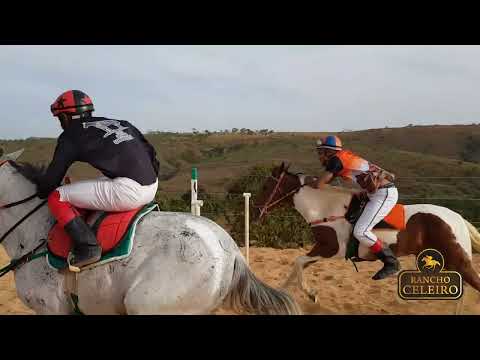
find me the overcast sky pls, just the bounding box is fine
[1,45,480,139]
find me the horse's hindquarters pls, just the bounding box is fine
[118,213,239,314]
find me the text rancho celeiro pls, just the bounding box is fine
[398,248,463,300]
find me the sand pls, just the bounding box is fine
[1,246,479,315]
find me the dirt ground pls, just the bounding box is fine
[1,246,479,315]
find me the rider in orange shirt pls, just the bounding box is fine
[313,135,400,280]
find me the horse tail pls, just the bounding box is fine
[223,255,302,315]
[464,219,480,254]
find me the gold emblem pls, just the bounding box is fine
[398,248,463,300]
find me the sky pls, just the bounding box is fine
[2,45,480,139]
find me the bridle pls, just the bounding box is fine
[0,160,48,277]
[0,161,47,245]
[256,168,348,226]
[256,170,305,219]
[257,146,336,216]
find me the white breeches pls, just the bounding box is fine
[353,187,398,246]
[57,177,158,212]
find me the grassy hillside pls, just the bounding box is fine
[2,124,480,246]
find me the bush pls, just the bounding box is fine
[461,135,480,163]
[155,185,226,222]
[224,165,313,248]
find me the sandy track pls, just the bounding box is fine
[2,247,479,315]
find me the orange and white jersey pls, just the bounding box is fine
[334,150,381,185]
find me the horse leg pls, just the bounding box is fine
[281,255,306,288]
[455,285,466,315]
[293,255,322,303]
[455,283,468,315]
[281,266,299,289]
[282,256,314,295]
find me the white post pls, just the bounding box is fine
[191,167,203,216]
[191,168,198,215]
[243,193,251,265]
[196,200,204,216]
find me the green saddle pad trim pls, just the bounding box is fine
[47,202,159,271]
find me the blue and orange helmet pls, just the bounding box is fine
[316,135,343,151]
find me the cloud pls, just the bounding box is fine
[1,45,480,138]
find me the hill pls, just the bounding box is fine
[2,124,480,244]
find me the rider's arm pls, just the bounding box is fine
[37,134,78,199]
[313,171,335,189]
[312,156,343,189]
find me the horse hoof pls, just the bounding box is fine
[308,293,316,302]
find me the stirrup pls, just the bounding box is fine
[67,253,81,273]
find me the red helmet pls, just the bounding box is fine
[50,90,94,117]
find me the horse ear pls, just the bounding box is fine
[0,148,24,162]
[284,162,291,171]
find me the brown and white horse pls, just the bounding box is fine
[253,163,480,313]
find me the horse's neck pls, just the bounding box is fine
[0,165,53,259]
[293,185,353,223]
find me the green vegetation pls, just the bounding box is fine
[3,123,480,247]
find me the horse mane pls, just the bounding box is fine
[9,161,46,187]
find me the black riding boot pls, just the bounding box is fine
[372,246,400,280]
[64,216,102,268]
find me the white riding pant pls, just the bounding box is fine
[353,187,399,247]
[57,177,158,212]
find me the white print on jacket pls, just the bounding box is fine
[83,120,134,144]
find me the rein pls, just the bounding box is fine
[257,172,306,218]
[0,194,38,209]
[257,170,348,225]
[0,193,48,277]
[0,194,47,244]
[0,160,46,229]
[309,215,346,227]
[0,239,47,277]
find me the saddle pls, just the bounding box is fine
[344,193,405,261]
[46,202,159,270]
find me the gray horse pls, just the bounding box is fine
[0,151,301,315]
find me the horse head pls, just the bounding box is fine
[0,149,25,164]
[253,162,302,222]
[0,149,27,194]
